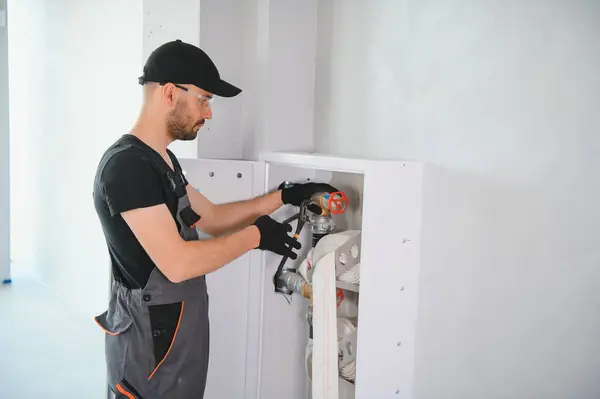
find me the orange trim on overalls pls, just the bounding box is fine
[148,301,185,381]
[94,318,121,336]
[116,383,135,399]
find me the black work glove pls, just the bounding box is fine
[280,182,339,207]
[253,215,302,259]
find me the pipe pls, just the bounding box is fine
[280,271,312,299]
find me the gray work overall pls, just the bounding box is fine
[95,150,209,399]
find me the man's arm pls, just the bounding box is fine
[186,182,340,237]
[121,203,301,284]
[122,204,260,283]
[186,185,283,237]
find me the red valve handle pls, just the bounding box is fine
[327,191,349,214]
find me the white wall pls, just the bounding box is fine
[314,1,600,398]
[9,0,143,316]
[196,0,245,159]
[198,0,317,160]
[7,0,44,279]
[0,0,9,282]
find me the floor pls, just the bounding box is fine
[0,270,107,398]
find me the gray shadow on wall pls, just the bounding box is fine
[313,1,373,156]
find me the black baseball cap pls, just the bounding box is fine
[138,39,241,98]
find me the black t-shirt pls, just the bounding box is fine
[93,134,183,289]
[93,134,196,369]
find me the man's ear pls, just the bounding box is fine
[162,83,177,107]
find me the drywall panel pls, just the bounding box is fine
[314,1,600,397]
[264,0,318,155]
[0,0,8,282]
[143,0,200,159]
[314,0,383,157]
[239,0,270,160]
[197,0,318,160]
[178,158,265,399]
[196,0,245,159]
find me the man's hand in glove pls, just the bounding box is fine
[253,215,302,259]
[280,182,339,207]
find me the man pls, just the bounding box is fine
[92,39,336,399]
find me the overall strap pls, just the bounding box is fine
[166,149,191,190]
[128,144,186,198]
[128,143,201,229]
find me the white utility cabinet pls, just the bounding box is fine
[179,152,425,399]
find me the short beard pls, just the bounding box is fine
[166,99,197,141]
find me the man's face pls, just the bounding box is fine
[165,85,213,141]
